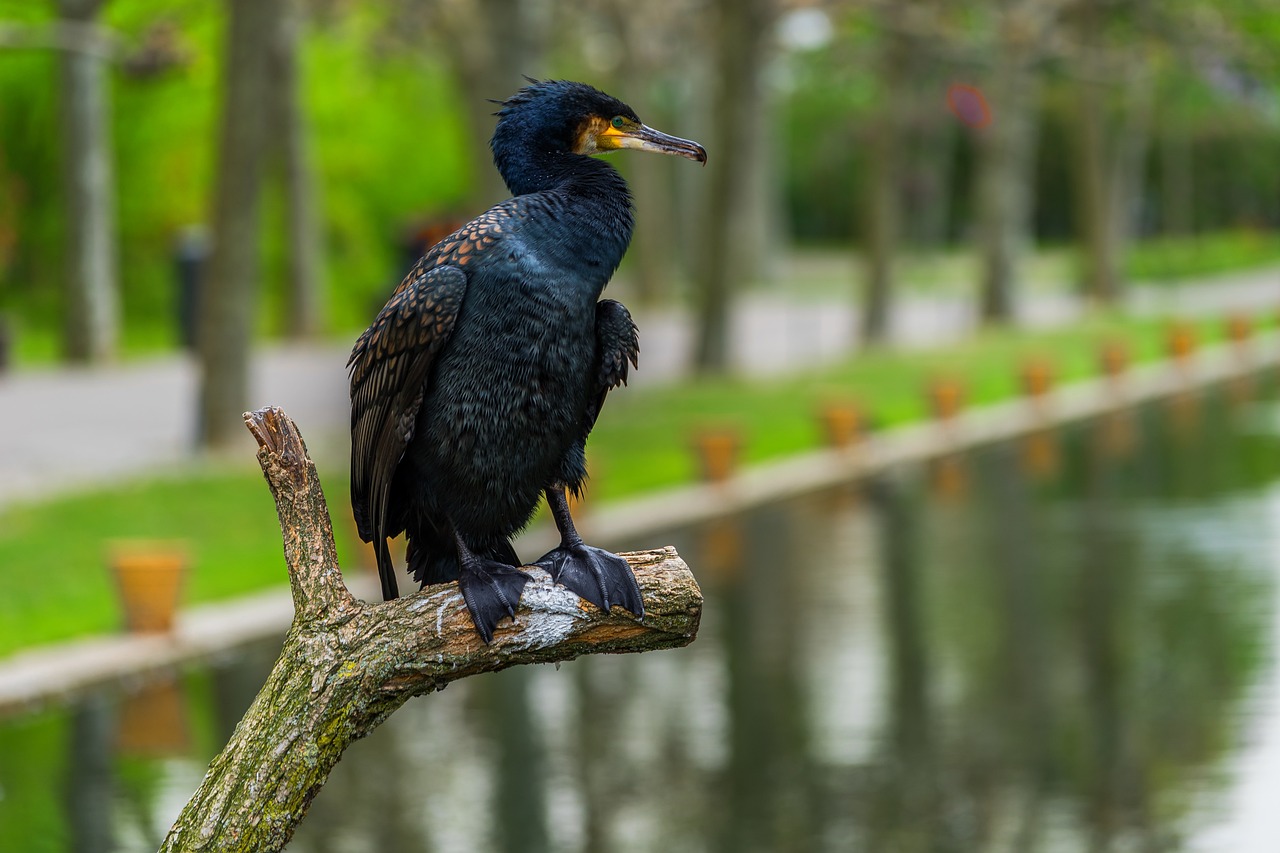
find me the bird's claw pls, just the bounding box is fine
[458,560,532,643]
[535,543,644,619]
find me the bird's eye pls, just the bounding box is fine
[611,116,625,129]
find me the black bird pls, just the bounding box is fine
[348,80,706,642]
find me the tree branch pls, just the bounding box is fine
[160,407,702,852]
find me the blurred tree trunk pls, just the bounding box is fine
[1160,125,1194,236]
[57,0,119,364]
[904,72,957,248]
[738,76,785,286]
[625,96,679,305]
[693,0,775,374]
[1072,0,1154,306]
[1108,68,1152,258]
[608,16,676,305]
[975,46,1040,325]
[435,0,549,211]
[860,20,909,348]
[1073,76,1120,305]
[272,0,323,339]
[197,0,281,448]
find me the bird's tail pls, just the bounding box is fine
[376,537,399,601]
[406,525,522,587]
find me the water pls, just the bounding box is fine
[3,377,1280,852]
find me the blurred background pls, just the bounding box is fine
[3,0,1280,850]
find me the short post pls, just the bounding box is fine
[1226,313,1252,361]
[1166,320,1197,373]
[817,400,861,450]
[108,541,189,633]
[1098,338,1128,384]
[1019,356,1054,414]
[692,427,742,484]
[927,376,965,422]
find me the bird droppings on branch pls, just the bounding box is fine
[160,407,701,852]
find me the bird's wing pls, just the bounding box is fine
[348,264,468,594]
[391,207,516,298]
[584,299,640,435]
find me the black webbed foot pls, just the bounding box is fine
[538,487,644,619]
[457,557,532,644]
[535,543,644,618]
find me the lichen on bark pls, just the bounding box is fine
[159,407,702,852]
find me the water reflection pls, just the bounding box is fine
[2,382,1280,852]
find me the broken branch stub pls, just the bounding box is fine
[160,407,702,852]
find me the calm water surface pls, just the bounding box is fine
[3,379,1280,852]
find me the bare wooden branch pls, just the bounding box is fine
[160,407,702,852]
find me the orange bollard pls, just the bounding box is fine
[109,541,189,633]
[1166,321,1197,363]
[1226,313,1252,344]
[692,428,742,484]
[927,376,965,420]
[1098,339,1128,381]
[1019,357,1055,399]
[817,401,861,449]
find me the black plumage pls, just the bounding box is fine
[349,80,706,642]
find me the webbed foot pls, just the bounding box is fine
[458,558,532,644]
[535,543,644,619]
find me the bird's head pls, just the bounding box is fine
[491,80,706,193]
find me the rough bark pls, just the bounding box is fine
[160,408,702,851]
[57,0,119,364]
[197,0,282,448]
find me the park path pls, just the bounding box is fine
[0,266,1276,509]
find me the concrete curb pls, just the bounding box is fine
[1,333,1276,718]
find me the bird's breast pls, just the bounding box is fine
[417,276,596,478]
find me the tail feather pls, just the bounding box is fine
[406,528,522,588]
[376,537,399,601]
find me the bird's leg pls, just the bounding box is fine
[454,529,531,644]
[535,488,645,619]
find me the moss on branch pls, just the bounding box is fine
[159,407,702,852]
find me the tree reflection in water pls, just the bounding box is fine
[2,382,1279,852]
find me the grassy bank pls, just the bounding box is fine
[1125,230,1280,282]
[0,311,1270,658]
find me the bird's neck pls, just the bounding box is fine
[499,148,629,204]
[503,152,635,284]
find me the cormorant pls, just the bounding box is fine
[348,80,706,642]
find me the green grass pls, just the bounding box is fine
[586,312,1250,500]
[1125,230,1280,282]
[0,310,1270,659]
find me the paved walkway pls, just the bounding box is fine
[1,266,1276,509]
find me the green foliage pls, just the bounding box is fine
[0,0,471,356]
